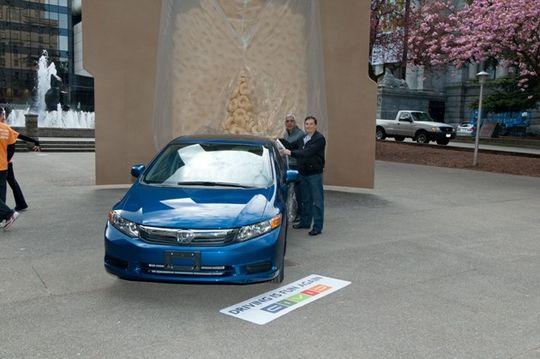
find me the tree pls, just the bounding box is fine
[370,0,409,80]
[477,77,540,113]
[408,0,540,103]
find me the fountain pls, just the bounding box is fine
[6,50,95,130]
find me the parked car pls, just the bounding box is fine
[376,110,456,145]
[104,135,298,284]
[456,122,475,136]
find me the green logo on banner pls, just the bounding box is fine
[287,293,311,303]
[277,299,297,307]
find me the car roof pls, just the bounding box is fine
[169,134,274,147]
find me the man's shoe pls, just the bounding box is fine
[15,205,28,212]
[293,223,310,229]
[3,211,19,231]
[308,229,321,236]
[292,216,301,223]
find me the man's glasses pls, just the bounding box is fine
[285,119,295,123]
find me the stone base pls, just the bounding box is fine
[12,127,95,138]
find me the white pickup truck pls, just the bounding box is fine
[376,110,456,145]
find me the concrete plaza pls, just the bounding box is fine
[1,153,539,358]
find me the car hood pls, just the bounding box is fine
[117,183,277,229]
[415,121,453,128]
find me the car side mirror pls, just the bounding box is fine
[131,164,145,178]
[285,169,299,183]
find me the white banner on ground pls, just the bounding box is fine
[220,274,351,325]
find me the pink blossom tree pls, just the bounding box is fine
[408,0,540,101]
[370,0,411,79]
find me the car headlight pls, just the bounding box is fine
[430,127,440,132]
[108,210,139,237]
[236,214,282,242]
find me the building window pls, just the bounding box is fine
[59,35,68,51]
[59,13,68,28]
[49,11,59,21]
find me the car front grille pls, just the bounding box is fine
[139,225,237,246]
[439,127,453,133]
[141,263,233,277]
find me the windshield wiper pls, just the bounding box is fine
[176,181,254,188]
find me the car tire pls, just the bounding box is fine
[394,136,405,142]
[271,245,285,283]
[415,131,429,144]
[436,139,450,145]
[376,127,386,140]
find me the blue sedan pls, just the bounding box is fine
[104,135,298,284]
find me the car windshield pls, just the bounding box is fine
[143,143,273,188]
[411,112,435,122]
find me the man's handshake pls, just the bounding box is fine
[280,148,291,156]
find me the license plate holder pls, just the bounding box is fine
[164,251,201,271]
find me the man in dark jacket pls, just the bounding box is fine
[282,113,304,222]
[281,116,326,236]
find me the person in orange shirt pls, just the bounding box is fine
[2,107,40,211]
[0,107,20,230]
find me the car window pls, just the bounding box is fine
[411,112,435,122]
[271,145,284,173]
[274,139,290,169]
[273,143,290,184]
[143,143,273,188]
[399,113,411,121]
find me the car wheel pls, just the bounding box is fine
[376,127,386,140]
[436,139,450,145]
[271,245,285,283]
[394,136,405,142]
[416,131,429,144]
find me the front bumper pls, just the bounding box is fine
[456,130,473,136]
[429,132,456,141]
[104,223,284,284]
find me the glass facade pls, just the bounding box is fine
[0,0,93,110]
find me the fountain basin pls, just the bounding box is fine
[9,112,95,138]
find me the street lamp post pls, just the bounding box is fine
[473,71,489,166]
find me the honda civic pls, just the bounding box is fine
[104,135,297,283]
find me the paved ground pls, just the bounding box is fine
[451,140,540,155]
[389,137,540,155]
[1,153,539,358]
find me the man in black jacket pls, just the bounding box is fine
[281,116,326,236]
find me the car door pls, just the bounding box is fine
[397,112,413,136]
[272,142,295,222]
